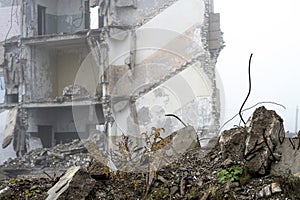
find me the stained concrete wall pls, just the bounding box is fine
[24,0,58,35]
[25,45,89,100]
[113,0,178,26]
[27,107,82,133]
[27,46,57,100]
[24,0,86,36]
[56,48,89,95]
[56,0,86,33]
[27,106,99,134]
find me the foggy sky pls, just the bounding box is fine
[214,0,300,133]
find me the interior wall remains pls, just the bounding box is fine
[28,46,57,100]
[24,0,87,36]
[56,47,89,95]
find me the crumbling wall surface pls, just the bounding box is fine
[28,46,57,100]
[2,42,24,103]
[108,0,222,138]
[56,48,89,96]
[220,106,284,175]
[56,0,87,33]
[24,0,86,36]
[112,0,178,26]
[27,107,77,133]
[24,0,58,36]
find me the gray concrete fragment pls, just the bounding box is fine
[2,107,18,149]
[219,127,247,161]
[46,166,96,200]
[219,106,284,175]
[270,182,282,194]
[271,138,300,175]
[257,184,272,198]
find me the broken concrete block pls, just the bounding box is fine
[149,125,200,170]
[244,106,283,175]
[46,166,96,200]
[270,182,282,194]
[62,84,89,98]
[220,106,284,175]
[257,184,272,198]
[168,125,200,155]
[257,182,282,198]
[271,138,300,175]
[219,127,248,161]
[2,107,18,149]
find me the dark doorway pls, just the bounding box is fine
[54,132,80,145]
[37,5,46,35]
[38,125,52,148]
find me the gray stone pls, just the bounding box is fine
[271,138,300,175]
[170,186,179,195]
[257,184,272,198]
[271,182,282,194]
[219,127,247,161]
[220,106,284,175]
[244,106,283,175]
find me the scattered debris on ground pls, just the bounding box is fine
[0,106,300,199]
[2,140,90,170]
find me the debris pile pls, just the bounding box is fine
[219,106,284,175]
[1,106,300,199]
[2,140,90,170]
[62,85,90,99]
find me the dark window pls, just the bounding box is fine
[84,0,90,29]
[6,94,18,103]
[38,125,53,148]
[37,5,46,35]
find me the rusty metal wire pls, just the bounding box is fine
[239,53,253,125]
[165,114,187,127]
[219,101,286,134]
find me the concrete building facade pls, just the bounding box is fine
[0,0,223,157]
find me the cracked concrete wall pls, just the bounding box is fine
[25,45,89,100]
[110,0,223,138]
[27,46,57,100]
[27,107,81,133]
[56,48,89,96]
[112,0,178,26]
[24,0,87,36]
[56,0,87,33]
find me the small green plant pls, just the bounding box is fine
[217,167,243,184]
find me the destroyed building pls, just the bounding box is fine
[0,0,223,158]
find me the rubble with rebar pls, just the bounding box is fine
[0,106,300,199]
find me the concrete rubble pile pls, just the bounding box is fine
[1,140,90,170]
[218,106,300,199]
[219,106,284,175]
[2,106,300,199]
